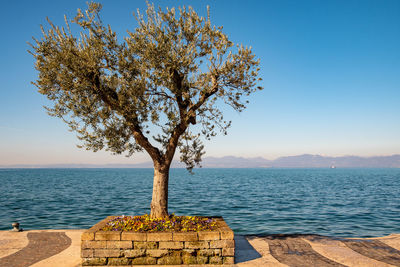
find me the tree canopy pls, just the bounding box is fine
[30,2,262,171]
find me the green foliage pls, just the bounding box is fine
[29,2,262,170]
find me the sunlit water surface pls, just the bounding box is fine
[1,168,399,237]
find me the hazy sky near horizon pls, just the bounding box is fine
[0,0,399,165]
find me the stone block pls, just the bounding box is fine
[131,256,157,265]
[121,232,147,241]
[157,251,182,265]
[147,232,173,241]
[220,229,234,240]
[210,239,235,248]
[216,220,229,228]
[108,257,131,265]
[198,249,216,257]
[210,256,223,264]
[81,240,107,249]
[147,249,169,258]
[197,255,208,264]
[182,249,196,255]
[159,241,184,249]
[224,256,235,264]
[106,240,132,249]
[81,249,93,258]
[81,232,95,241]
[124,249,146,258]
[198,231,220,241]
[214,248,222,256]
[182,254,198,264]
[173,232,198,241]
[134,241,158,249]
[222,247,235,256]
[185,241,209,249]
[94,249,121,258]
[95,231,121,241]
[81,257,107,266]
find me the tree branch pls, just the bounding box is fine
[128,122,162,163]
[161,69,192,165]
[163,121,188,166]
[171,69,189,118]
[88,69,163,163]
[145,90,175,102]
[189,75,219,113]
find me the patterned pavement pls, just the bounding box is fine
[0,230,400,266]
[241,234,400,267]
[0,232,71,267]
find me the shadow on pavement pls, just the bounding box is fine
[235,235,261,263]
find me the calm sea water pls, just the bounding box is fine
[0,168,399,238]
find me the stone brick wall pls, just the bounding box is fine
[81,216,235,265]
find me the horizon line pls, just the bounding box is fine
[1,153,399,167]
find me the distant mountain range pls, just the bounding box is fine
[2,154,400,168]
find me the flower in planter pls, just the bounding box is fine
[101,214,217,232]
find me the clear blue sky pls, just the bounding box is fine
[0,0,399,165]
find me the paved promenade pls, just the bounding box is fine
[0,230,399,266]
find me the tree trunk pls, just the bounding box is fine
[150,163,170,218]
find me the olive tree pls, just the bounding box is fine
[30,2,262,218]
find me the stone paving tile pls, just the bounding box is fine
[0,232,71,267]
[244,236,289,267]
[303,235,395,267]
[31,230,83,267]
[0,231,29,258]
[261,235,346,267]
[378,234,400,251]
[342,239,400,267]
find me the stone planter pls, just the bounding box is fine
[81,216,235,265]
